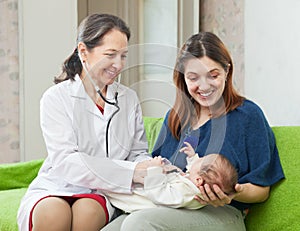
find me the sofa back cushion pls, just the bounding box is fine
[143,116,164,153]
[245,126,300,231]
[0,159,43,190]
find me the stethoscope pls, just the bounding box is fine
[79,54,120,157]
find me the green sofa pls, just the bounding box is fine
[0,117,299,231]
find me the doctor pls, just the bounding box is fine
[17,13,152,231]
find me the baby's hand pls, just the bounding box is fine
[179,142,196,158]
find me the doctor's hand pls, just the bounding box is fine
[132,159,159,184]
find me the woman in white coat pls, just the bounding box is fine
[17,13,152,231]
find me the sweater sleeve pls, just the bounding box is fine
[238,102,285,186]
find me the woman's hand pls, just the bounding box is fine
[195,183,243,207]
[195,183,270,206]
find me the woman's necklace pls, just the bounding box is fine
[193,111,211,129]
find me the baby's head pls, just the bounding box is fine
[189,154,238,195]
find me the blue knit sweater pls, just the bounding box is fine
[152,99,285,211]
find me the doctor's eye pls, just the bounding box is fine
[105,53,117,58]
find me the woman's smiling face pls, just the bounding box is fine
[81,29,128,88]
[184,56,227,110]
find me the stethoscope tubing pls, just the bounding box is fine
[96,89,120,157]
[81,58,120,157]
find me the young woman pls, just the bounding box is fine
[102,32,285,231]
[17,13,152,231]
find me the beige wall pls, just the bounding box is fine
[19,0,77,161]
[244,0,300,126]
[201,0,245,94]
[0,0,19,163]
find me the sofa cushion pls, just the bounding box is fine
[244,126,300,231]
[0,188,27,231]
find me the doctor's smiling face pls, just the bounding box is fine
[78,29,128,88]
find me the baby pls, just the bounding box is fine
[104,142,238,213]
[180,142,238,196]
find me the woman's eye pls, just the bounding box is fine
[105,53,127,60]
[186,75,198,81]
[105,53,116,58]
[208,74,219,79]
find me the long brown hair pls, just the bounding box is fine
[54,13,130,84]
[169,32,244,139]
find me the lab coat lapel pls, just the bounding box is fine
[69,75,104,119]
[69,75,123,121]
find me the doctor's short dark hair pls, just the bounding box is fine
[54,13,130,84]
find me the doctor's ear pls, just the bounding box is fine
[80,53,87,62]
[78,42,87,60]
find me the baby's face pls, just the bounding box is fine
[188,158,204,186]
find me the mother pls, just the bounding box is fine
[102,32,285,230]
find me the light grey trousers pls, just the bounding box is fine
[101,205,246,231]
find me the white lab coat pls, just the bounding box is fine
[17,75,151,230]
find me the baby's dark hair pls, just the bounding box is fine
[198,154,238,195]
